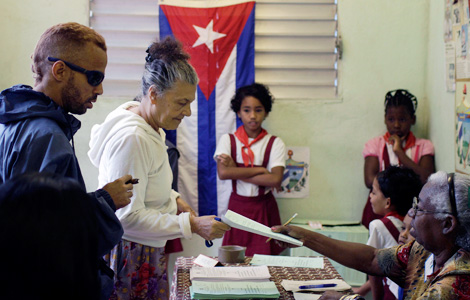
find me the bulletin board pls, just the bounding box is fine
[447,0,470,85]
[455,80,470,174]
[449,1,470,174]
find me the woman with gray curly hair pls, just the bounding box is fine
[88,37,230,300]
[273,171,470,300]
[424,172,470,251]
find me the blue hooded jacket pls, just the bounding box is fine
[0,85,123,298]
[0,85,85,183]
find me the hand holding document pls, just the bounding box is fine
[221,210,303,246]
[266,213,298,243]
[281,279,351,292]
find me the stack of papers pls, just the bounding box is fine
[190,266,271,282]
[221,210,303,246]
[190,266,280,299]
[250,254,324,268]
[190,281,280,299]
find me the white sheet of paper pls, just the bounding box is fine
[193,254,220,267]
[251,254,324,268]
[293,292,322,300]
[281,279,351,292]
[221,210,303,246]
[190,265,271,281]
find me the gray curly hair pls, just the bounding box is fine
[426,171,470,250]
[140,37,198,98]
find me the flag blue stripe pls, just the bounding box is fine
[159,7,173,40]
[159,10,178,148]
[197,88,217,215]
[235,4,256,129]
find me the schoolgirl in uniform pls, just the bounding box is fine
[214,83,286,256]
[362,89,435,227]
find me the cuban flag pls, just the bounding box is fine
[159,0,255,216]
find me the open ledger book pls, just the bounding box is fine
[190,281,280,299]
[189,265,279,298]
[221,210,303,246]
[190,266,271,282]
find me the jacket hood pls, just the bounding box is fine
[0,85,81,137]
[88,101,165,167]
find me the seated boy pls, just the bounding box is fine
[354,166,422,300]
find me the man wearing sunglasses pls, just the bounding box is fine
[0,22,132,300]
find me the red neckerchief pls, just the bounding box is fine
[234,126,268,167]
[384,211,405,221]
[384,131,416,151]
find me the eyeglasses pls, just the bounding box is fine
[408,197,452,218]
[409,173,460,218]
[448,173,458,217]
[47,57,105,87]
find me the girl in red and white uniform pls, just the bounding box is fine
[214,83,286,256]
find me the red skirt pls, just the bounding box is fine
[164,238,183,254]
[222,191,284,256]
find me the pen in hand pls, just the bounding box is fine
[266,213,298,243]
[126,178,139,184]
[205,217,222,247]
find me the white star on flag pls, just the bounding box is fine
[192,20,227,53]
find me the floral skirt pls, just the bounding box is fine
[105,240,168,300]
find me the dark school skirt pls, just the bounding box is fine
[222,191,284,256]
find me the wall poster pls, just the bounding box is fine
[274,146,310,199]
[455,79,470,174]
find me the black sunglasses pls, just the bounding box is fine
[47,57,105,87]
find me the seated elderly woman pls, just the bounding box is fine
[274,171,470,300]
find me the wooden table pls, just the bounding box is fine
[170,256,346,300]
[289,223,369,286]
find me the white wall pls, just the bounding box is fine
[0,0,436,261]
[272,0,429,221]
[0,0,89,88]
[427,1,456,172]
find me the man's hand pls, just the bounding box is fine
[102,174,134,209]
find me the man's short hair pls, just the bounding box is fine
[32,22,106,84]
